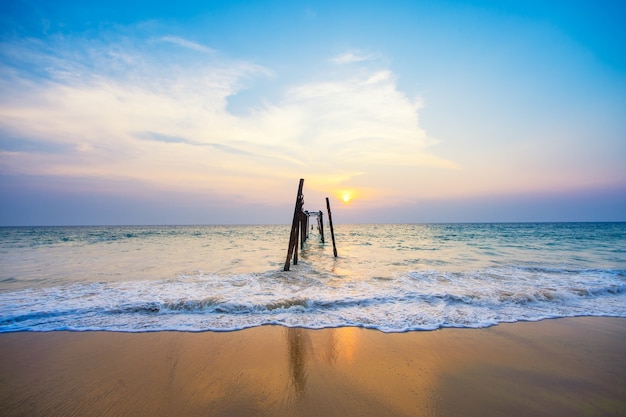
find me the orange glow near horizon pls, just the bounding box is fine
[334,189,366,205]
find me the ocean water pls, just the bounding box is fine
[0,223,625,333]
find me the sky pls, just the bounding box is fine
[1,0,625,225]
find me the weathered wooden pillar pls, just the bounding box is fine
[326,197,337,257]
[306,212,310,239]
[318,211,325,243]
[284,179,304,271]
[299,210,307,249]
[293,217,299,265]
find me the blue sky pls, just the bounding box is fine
[1,0,625,225]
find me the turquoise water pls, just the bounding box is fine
[0,223,624,332]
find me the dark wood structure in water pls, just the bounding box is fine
[284,178,337,271]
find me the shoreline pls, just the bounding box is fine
[1,317,625,416]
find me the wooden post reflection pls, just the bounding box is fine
[287,328,308,395]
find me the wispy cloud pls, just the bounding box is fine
[141,132,196,145]
[157,36,215,54]
[331,50,375,64]
[139,132,258,157]
[0,32,452,204]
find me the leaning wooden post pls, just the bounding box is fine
[325,197,338,257]
[284,179,304,271]
[318,211,325,243]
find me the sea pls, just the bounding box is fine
[0,223,625,333]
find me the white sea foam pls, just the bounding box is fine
[0,223,625,332]
[0,266,624,332]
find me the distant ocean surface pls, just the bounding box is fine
[1,223,625,333]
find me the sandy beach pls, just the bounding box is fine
[1,317,625,417]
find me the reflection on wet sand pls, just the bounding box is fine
[287,328,308,395]
[285,326,361,397]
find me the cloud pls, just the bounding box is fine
[0,32,452,206]
[332,50,375,64]
[364,70,391,84]
[141,132,197,145]
[139,132,258,157]
[157,36,215,54]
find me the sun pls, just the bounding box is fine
[337,189,355,204]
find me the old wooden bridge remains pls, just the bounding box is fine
[284,178,337,271]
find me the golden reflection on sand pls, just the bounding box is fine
[283,326,439,415]
[285,326,360,396]
[286,326,359,389]
[334,326,358,364]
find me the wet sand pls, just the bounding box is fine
[1,317,625,417]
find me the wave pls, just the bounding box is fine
[1,266,625,333]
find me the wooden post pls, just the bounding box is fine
[300,211,307,249]
[318,211,325,243]
[306,212,310,239]
[284,179,304,271]
[293,217,299,265]
[326,197,337,257]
